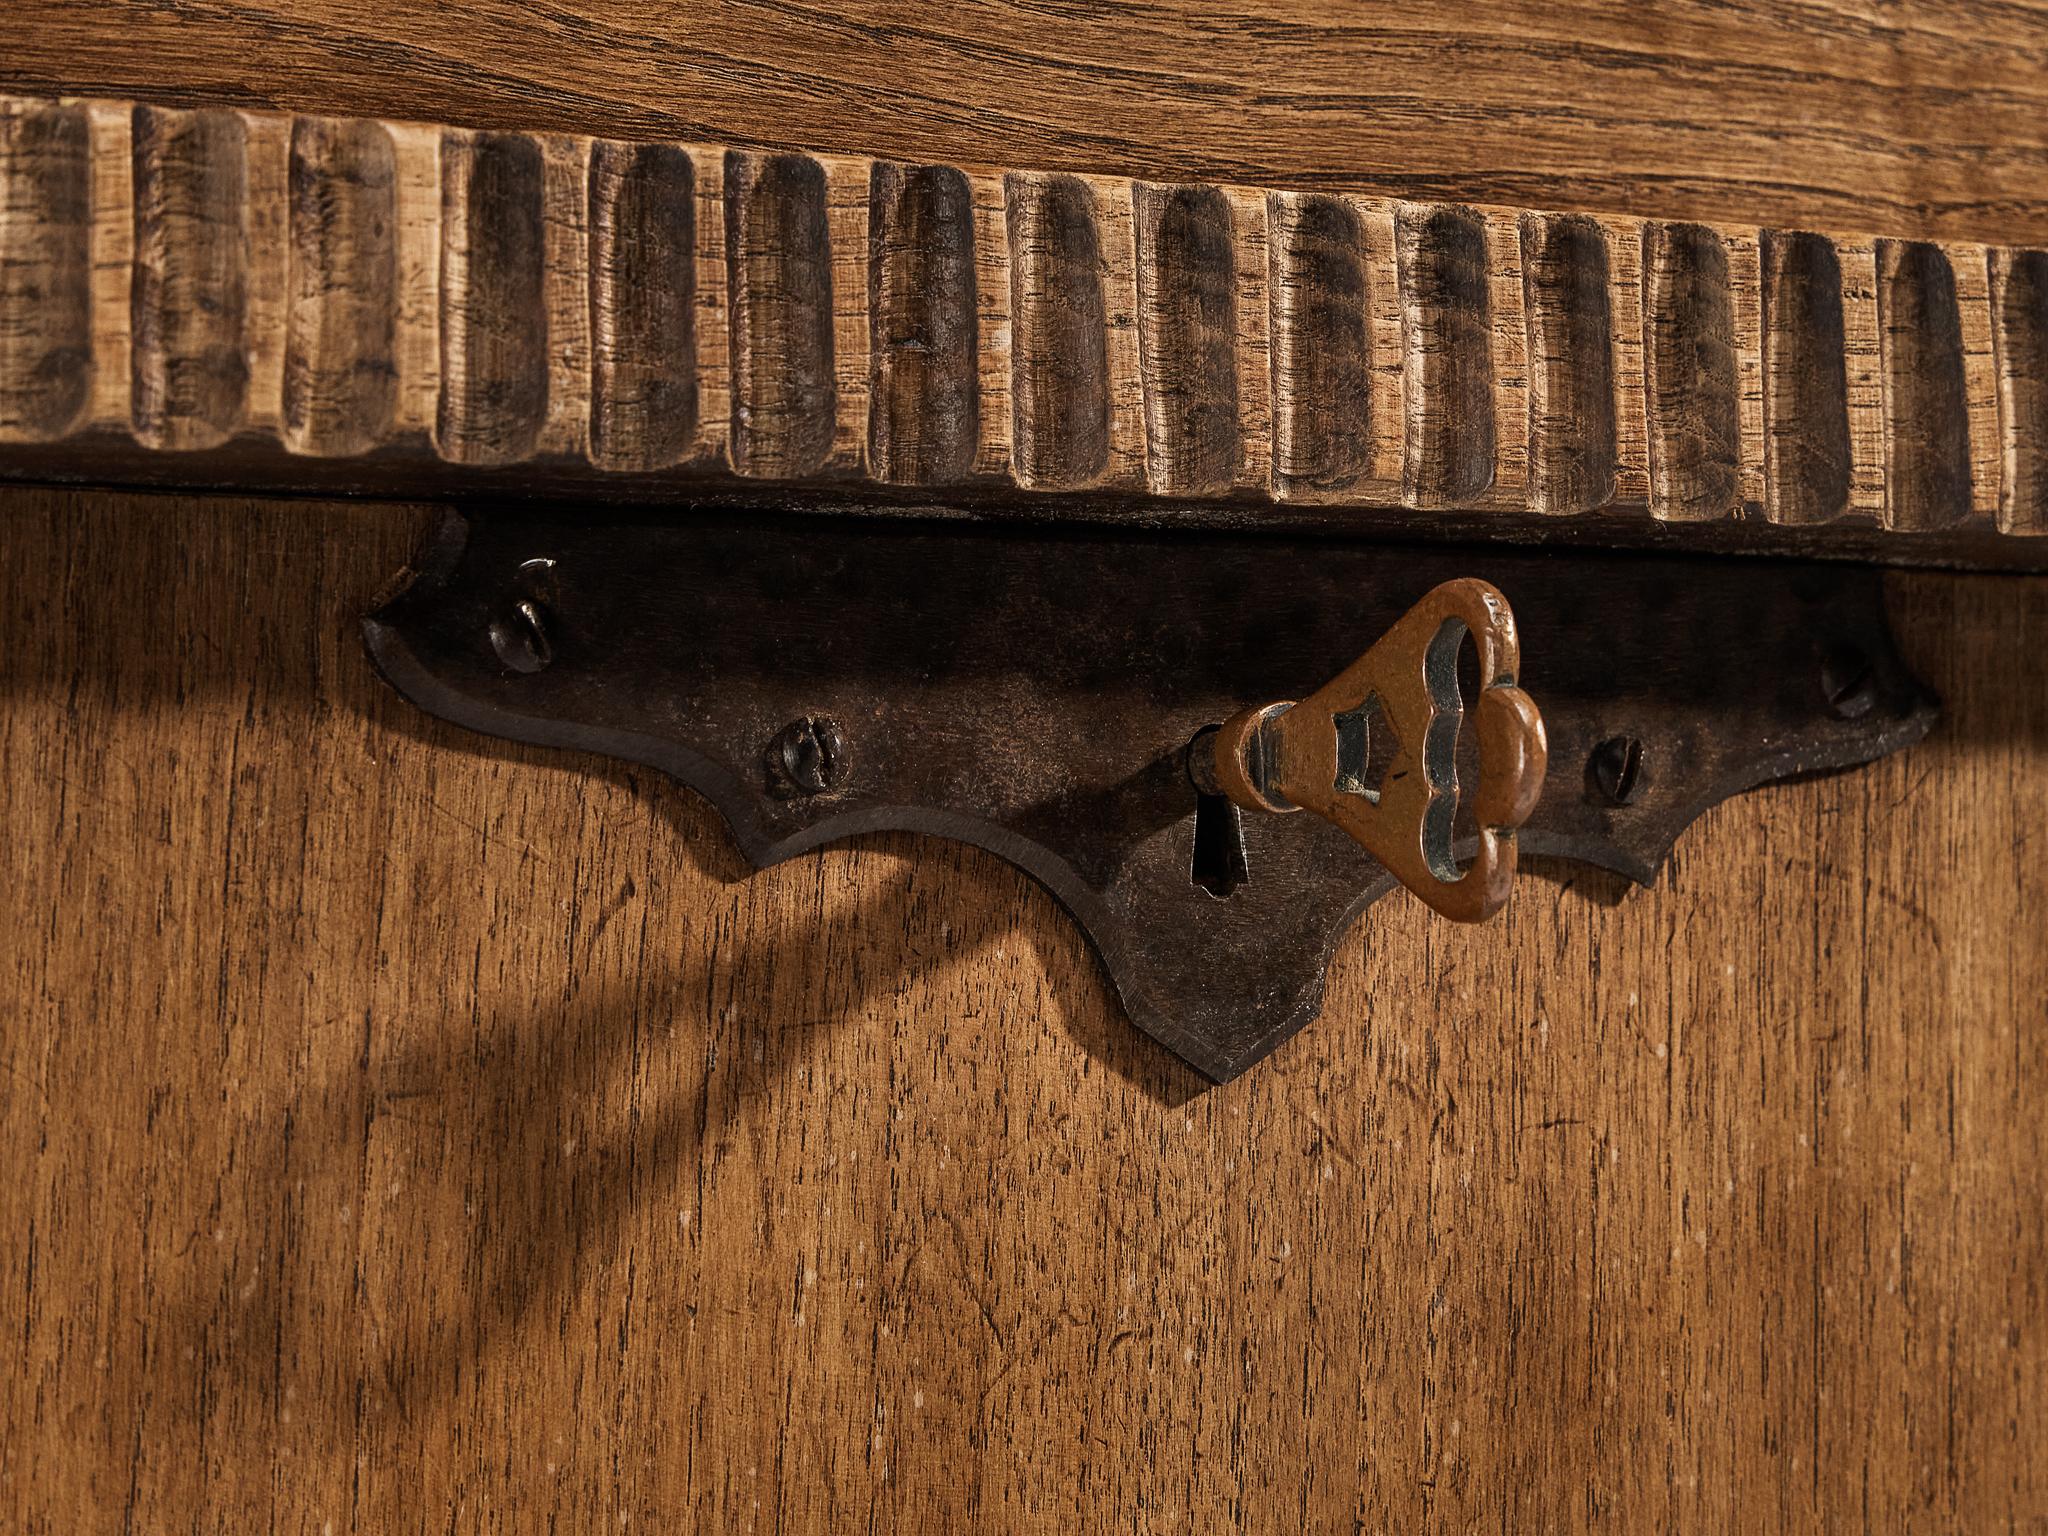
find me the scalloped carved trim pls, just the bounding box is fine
[2,92,2044,544]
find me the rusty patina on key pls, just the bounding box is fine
[1207,579,1548,922]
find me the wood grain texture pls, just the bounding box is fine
[587,140,697,473]
[1643,221,1743,523]
[436,129,547,466]
[1879,239,1973,531]
[1005,171,1110,490]
[867,161,978,485]
[9,0,2048,251]
[284,115,398,458]
[1397,202,1496,508]
[1993,249,2048,535]
[1268,192,1373,495]
[7,6,2048,1530]
[1521,213,1618,516]
[1762,228,1855,528]
[128,103,248,451]
[3,486,2044,1531]
[1134,181,1241,496]
[7,91,2048,556]
[726,151,837,479]
[0,99,90,441]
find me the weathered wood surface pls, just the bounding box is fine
[5,3,2048,1530]
[3,487,2044,1529]
[4,90,2048,557]
[7,1,2048,249]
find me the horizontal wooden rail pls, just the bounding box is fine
[2,93,2046,562]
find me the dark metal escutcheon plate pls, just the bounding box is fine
[366,510,1936,1083]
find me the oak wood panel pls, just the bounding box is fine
[6,4,2048,1531]
[7,0,2048,251]
[2,487,2044,1530]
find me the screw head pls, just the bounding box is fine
[489,597,552,674]
[1589,734,1645,806]
[767,716,843,796]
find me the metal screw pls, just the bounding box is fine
[489,597,552,674]
[767,716,843,796]
[1589,734,1645,806]
[1820,643,1875,719]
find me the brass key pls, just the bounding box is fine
[1201,579,1547,922]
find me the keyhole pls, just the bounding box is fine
[1191,788,1249,899]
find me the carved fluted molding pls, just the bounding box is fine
[3,93,2045,561]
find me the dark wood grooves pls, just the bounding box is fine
[1134,182,1240,495]
[726,151,835,478]
[436,130,546,466]
[1878,239,1972,530]
[588,140,697,472]
[284,115,397,457]
[1643,221,1742,522]
[1396,203,1494,508]
[131,105,248,450]
[1005,172,1110,490]
[867,161,977,486]
[8,93,2048,554]
[1762,228,1853,526]
[1520,212,1616,515]
[0,101,90,442]
[1994,250,2048,533]
[1268,193,1372,495]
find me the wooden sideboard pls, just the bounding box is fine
[3,5,2044,1530]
